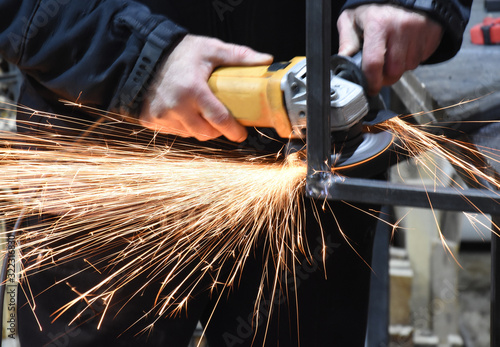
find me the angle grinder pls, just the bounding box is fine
[208,53,395,174]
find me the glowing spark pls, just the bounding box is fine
[1,101,500,344]
[377,115,500,259]
[0,108,310,338]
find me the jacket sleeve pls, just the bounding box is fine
[341,0,472,63]
[0,0,187,117]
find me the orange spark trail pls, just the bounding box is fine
[0,103,499,343]
[378,116,500,255]
[0,110,312,337]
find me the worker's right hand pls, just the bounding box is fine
[139,34,273,142]
[337,4,443,95]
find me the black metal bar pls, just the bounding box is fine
[365,205,391,347]
[493,215,500,347]
[306,175,500,215]
[305,0,331,183]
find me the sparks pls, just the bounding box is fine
[0,102,499,343]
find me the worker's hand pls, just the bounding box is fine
[140,34,273,142]
[337,4,443,95]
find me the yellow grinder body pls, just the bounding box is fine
[208,56,370,140]
[208,57,305,139]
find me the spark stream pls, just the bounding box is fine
[0,111,308,333]
[1,103,499,340]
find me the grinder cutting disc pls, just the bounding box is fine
[285,117,395,177]
[328,53,397,177]
[332,130,394,175]
[286,126,394,177]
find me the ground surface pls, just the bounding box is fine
[458,246,491,347]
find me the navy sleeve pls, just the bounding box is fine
[0,0,187,117]
[341,0,472,63]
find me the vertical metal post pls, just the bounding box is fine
[492,215,500,347]
[306,0,332,186]
[366,206,391,347]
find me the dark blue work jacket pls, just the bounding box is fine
[0,0,471,132]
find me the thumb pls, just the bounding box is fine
[337,12,362,56]
[213,41,274,66]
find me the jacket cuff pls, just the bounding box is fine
[113,20,187,117]
[341,0,471,63]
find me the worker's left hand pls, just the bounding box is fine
[337,4,443,95]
